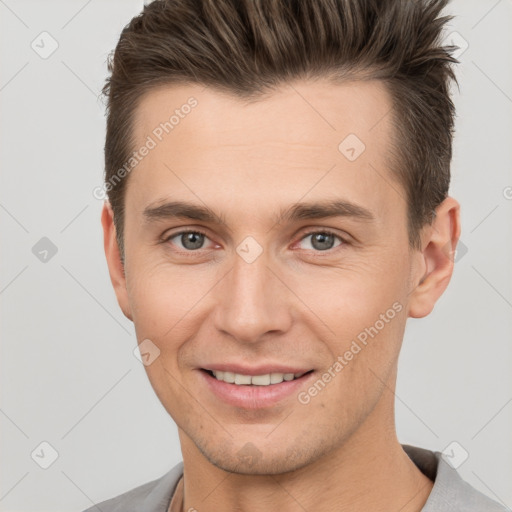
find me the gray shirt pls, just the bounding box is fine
[83,444,508,511]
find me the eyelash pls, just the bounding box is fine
[160,228,348,255]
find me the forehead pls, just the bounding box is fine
[133,78,393,150]
[127,79,404,228]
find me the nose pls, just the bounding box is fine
[212,246,292,344]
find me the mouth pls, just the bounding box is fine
[201,368,313,386]
[199,368,316,409]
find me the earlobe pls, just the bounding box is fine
[101,201,133,321]
[407,197,461,319]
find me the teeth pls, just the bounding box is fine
[223,371,235,383]
[234,373,252,385]
[270,373,284,384]
[211,370,307,386]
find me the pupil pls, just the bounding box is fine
[312,233,334,251]
[182,232,204,250]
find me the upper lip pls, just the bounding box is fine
[201,364,314,376]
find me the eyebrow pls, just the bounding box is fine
[142,198,376,227]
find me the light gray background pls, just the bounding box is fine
[1,0,511,510]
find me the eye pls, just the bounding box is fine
[163,230,214,251]
[161,228,347,254]
[296,230,345,252]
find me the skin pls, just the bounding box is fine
[102,79,460,512]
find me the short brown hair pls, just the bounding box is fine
[102,0,458,260]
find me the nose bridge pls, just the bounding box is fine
[213,244,290,343]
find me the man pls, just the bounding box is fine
[86,0,507,510]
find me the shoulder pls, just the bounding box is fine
[402,444,508,512]
[82,461,184,512]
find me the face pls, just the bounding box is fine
[103,79,449,475]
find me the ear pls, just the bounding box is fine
[407,196,461,318]
[101,201,133,321]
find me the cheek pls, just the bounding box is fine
[125,261,222,373]
[302,299,407,426]
[288,254,406,325]
[285,259,408,378]
[125,259,199,327]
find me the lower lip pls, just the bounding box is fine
[199,369,315,409]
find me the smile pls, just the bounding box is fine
[199,368,315,409]
[206,369,310,386]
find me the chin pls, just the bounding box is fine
[194,435,327,476]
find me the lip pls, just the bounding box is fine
[201,364,313,375]
[198,368,316,409]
